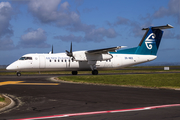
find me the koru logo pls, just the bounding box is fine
[145,33,156,49]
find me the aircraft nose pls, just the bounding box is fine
[6,64,13,70]
[6,61,19,71]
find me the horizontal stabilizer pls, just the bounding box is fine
[142,24,173,30]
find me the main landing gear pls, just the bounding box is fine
[71,70,98,75]
[72,71,78,75]
[17,72,21,76]
[92,70,98,75]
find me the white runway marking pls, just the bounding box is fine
[12,104,180,120]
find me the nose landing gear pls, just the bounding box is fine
[17,72,21,76]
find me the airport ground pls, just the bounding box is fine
[0,66,180,120]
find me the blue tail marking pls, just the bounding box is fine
[111,25,172,55]
[135,28,163,55]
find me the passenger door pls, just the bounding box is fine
[39,55,46,69]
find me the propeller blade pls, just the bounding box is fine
[66,42,73,57]
[52,45,53,54]
[69,59,70,67]
[65,42,74,67]
[70,42,72,53]
[48,45,53,54]
[66,50,69,54]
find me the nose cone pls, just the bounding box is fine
[6,61,19,71]
[6,64,14,70]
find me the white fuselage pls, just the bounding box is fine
[6,52,157,71]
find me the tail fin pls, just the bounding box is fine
[135,24,173,55]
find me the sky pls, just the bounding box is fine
[0,0,180,65]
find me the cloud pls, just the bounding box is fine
[153,0,180,24]
[106,16,130,27]
[84,28,117,42]
[0,36,16,50]
[54,34,83,42]
[74,0,84,6]
[55,28,117,42]
[114,17,130,26]
[163,30,180,40]
[28,0,117,43]
[0,2,13,37]
[107,16,146,37]
[18,28,50,48]
[83,7,98,13]
[60,1,69,10]
[28,0,80,26]
[176,34,180,40]
[0,2,17,51]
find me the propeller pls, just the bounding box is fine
[49,45,54,54]
[66,42,74,67]
[66,42,73,57]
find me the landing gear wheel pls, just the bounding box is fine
[17,72,21,76]
[92,70,98,75]
[72,71,78,75]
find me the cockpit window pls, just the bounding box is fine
[19,57,26,60]
[19,57,32,60]
[26,57,32,60]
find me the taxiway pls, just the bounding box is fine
[0,75,180,120]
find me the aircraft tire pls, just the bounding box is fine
[17,72,21,76]
[92,70,98,75]
[72,71,78,75]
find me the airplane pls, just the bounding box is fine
[6,24,173,76]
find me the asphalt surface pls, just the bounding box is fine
[0,75,180,120]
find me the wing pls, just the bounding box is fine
[85,46,126,54]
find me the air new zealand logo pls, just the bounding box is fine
[145,33,156,50]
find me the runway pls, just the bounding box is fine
[1,75,180,120]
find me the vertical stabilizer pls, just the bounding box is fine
[135,24,173,55]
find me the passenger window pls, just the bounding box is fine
[55,60,56,62]
[61,60,63,62]
[50,60,51,62]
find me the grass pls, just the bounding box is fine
[0,95,5,102]
[1,66,180,89]
[58,73,180,89]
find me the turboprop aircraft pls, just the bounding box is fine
[6,24,173,76]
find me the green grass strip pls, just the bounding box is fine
[0,97,5,102]
[58,73,180,89]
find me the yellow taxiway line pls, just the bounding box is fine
[0,81,60,86]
